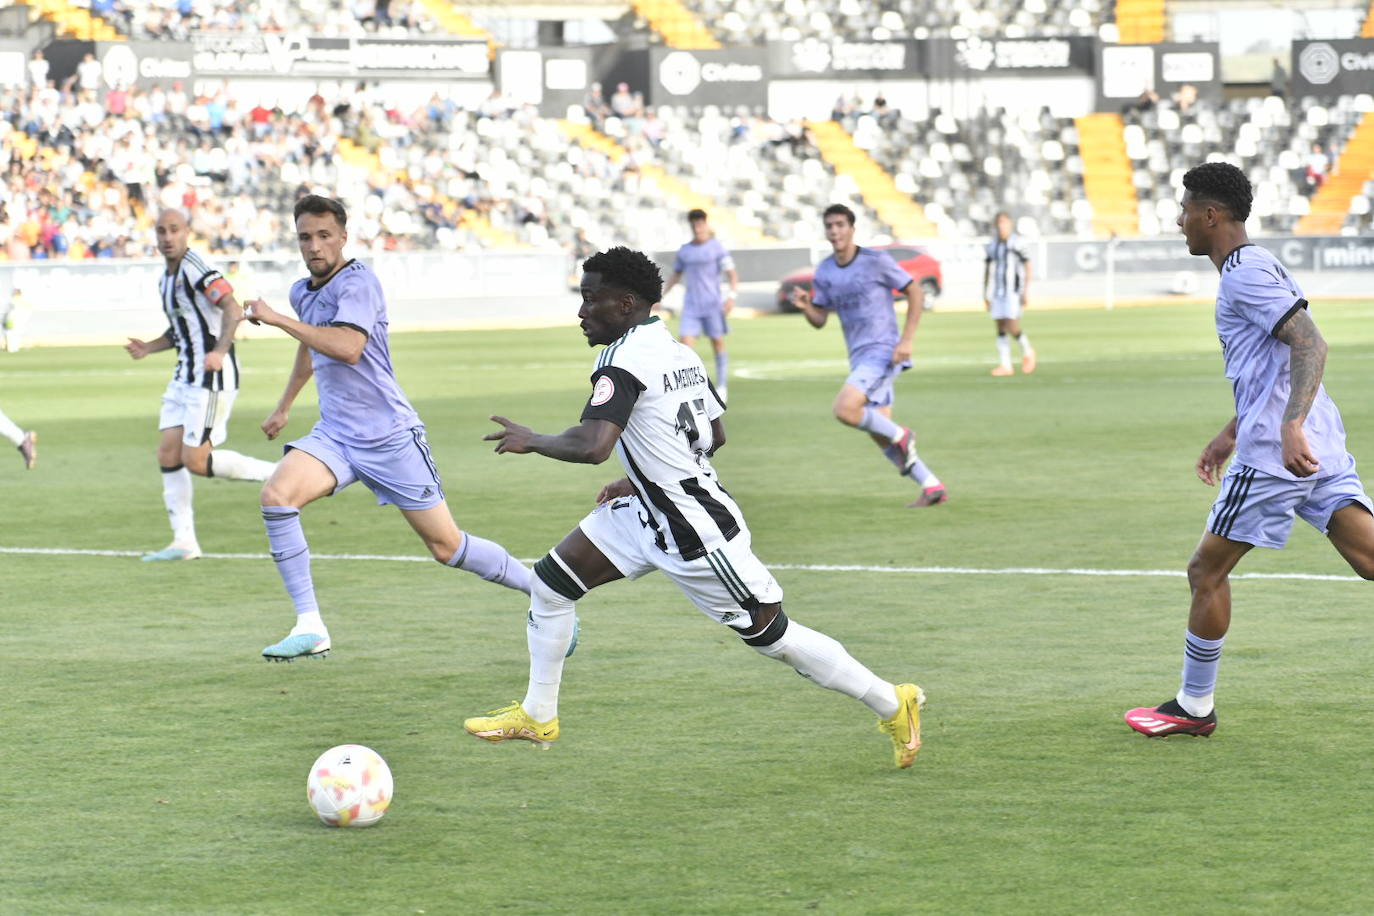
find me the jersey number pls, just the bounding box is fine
[674,398,708,446]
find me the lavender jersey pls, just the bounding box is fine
[1216,244,1350,481]
[673,238,734,312]
[811,247,912,368]
[289,259,420,447]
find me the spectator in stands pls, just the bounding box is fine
[610,82,636,119]
[27,51,47,91]
[1306,143,1329,194]
[76,53,103,94]
[583,82,610,127]
[1270,59,1287,98]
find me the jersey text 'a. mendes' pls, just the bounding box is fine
[581,316,739,561]
[1216,244,1351,481]
[288,259,420,447]
[160,249,239,391]
[811,247,913,369]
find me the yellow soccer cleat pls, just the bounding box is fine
[464,701,559,748]
[878,683,925,768]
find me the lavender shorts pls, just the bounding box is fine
[1207,459,1372,548]
[287,424,445,511]
[844,359,912,409]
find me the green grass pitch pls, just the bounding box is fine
[3,300,1373,914]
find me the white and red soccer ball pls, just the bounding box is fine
[306,744,393,828]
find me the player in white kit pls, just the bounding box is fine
[465,247,925,769]
[124,209,276,561]
[1125,163,1374,737]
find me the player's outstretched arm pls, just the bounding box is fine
[1274,308,1327,478]
[263,342,314,440]
[125,332,172,360]
[205,295,244,372]
[1196,416,1237,486]
[486,415,622,465]
[243,298,366,365]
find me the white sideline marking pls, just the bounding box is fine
[0,546,1363,582]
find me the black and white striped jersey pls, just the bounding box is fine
[984,234,1030,300]
[580,316,741,561]
[158,249,239,390]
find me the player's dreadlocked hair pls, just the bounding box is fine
[583,246,663,305]
[1182,162,1252,222]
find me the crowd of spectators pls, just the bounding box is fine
[80,0,439,39]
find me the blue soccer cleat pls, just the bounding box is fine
[141,546,201,562]
[262,633,331,662]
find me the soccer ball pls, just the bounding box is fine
[306,744,393,828]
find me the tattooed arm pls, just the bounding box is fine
[1273,307,1327,477]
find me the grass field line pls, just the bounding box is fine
[0,545,1362,582]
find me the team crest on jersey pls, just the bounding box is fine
[590,375,615,406]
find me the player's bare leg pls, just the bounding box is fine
[259,449,337,660]
[144,426,201,561]
[1126,532,1251,736]
[400,501,531,594]
[465,527,622,747]
[833,387,944,506]
[1326,503,1374,579]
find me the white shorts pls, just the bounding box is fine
[579,494,783,630]
[159,379,236,448]
[989,294,1023,321]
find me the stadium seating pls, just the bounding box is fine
[1122,95,1374,236]
[683,0,1108,42]
[91,0,441,39]
[834,103,1089,238]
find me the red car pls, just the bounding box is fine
[776,244,942,312]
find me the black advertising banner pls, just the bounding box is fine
[496,47,595,117]
[767,38,920,79]
[924,36,1095,77]
[1291,39,1374,97]
[1096,42,1221,112]
[190,32,488,79]
[649,47,767,107]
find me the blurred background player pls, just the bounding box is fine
[3,287,31,353]
[662,209,737,400]
[468,246,925,768]
[1125,163,1374,738]
[0,408,36,469]
[983,212,1036,377]
[790,204,946,507]
[124,209,275,562]
[245,195,532,661]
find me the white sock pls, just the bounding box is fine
[996,333,1012,368]
[1175,690,1214,717]
[210,449,276,481]
[0,409,23,446]
[1017,332,1033,354]
[161,466,198,549]
[522,576,577,722]
[290,610,327,637]
[753,618,898,718]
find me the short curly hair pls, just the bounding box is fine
[582,246,663,305]
[1182,162,1252,222]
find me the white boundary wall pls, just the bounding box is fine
[0,250,574,347]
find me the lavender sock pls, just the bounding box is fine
[262,506,318,615]
[447,532,532,594]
